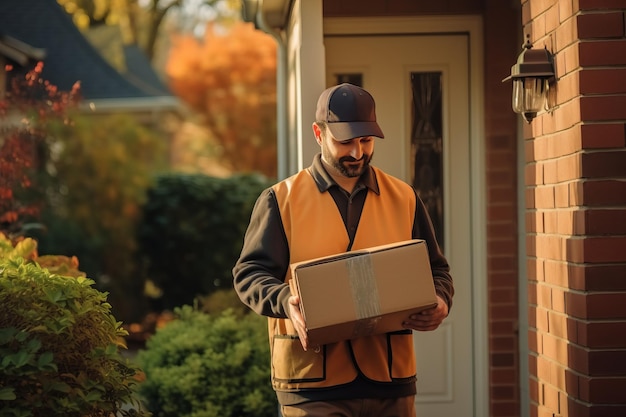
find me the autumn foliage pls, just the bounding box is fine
[0,63,80,236]
[166,21,277,178]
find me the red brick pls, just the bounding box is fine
[491,335,518,351]
[565,236,626,263]
[578,0,626,11]
[322,0,485,15]
[580,69,626,94]
[542,379,562,411]
[491,384,517,399]
[492,400,520,416]
[559,0,574,23]
[581,377,626,404]
[491,319,517,334]
[492,352,516,367]
[489,187,519,204]
[525,162,541,184]
[586,292,626,318]
[580,179,626,206]
[577,320,626,348]
[489,221,519,237]
[579,40,626,66]
[580,96,626,121]
[534,185,556,209]
[588,350,626,376]
[490,304,519,320]
[491,368,518,384]
[557,153,581,181]
[581,150,626,177]
[575,209,626,235]
[568,263,626,291]
[558,41,580,76]
[491,288,517,303]
[566,397,626,417]
[585,237,626,262]
[568,343,591,374]
[566,292,626,319]
[529,282,539,305]
[564,367,581,397]
[580,123,626,149]
[565,344,626,378]
[577,12,625,39]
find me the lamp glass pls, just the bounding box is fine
[512,77,548,115]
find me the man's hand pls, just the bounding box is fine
[288,295,309,351]
[402,295,449,332]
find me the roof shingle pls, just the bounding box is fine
[0,0,171,100]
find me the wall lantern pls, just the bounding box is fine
[502,36,556,123]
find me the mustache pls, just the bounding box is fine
[340,155,367,163]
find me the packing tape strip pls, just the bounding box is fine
[346,254,381,319]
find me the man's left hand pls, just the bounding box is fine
[402,295,449,332]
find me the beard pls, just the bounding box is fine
[322,146,373,178]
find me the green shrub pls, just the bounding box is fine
[197,288,249,317]
[0,235,148,417]
[34,112,168,323]
[136,173,271,310]
[137,305,276,417]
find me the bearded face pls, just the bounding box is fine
[320,129,374,178]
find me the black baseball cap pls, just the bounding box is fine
[315,83,384,141]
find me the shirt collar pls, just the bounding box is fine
[307,153,380,195]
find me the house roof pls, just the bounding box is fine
[0,0,172,101]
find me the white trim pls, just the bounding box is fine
[323,15,488,417]
[290,0,326,175]
[80,96,181,113]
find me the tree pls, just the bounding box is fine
[0,63,80,238]
[166,21,278,178]
[57,0,241,62]
[39,112,168,322]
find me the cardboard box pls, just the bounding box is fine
[289,239,437,346]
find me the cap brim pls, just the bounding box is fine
[327,121,385,141]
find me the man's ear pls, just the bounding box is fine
[312,123,323,145]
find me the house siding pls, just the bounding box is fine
[523,1,626,417]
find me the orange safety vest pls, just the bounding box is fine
[269,166,417,392]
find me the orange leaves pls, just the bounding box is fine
[165,21,278,177]
[0,64,80,234]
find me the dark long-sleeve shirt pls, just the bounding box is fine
[232,154,454,404]
[233,154,453,322]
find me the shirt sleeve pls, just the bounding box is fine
[232,187,292,318]
[412,191,455,311]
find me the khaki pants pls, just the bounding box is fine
[280,396,417,417]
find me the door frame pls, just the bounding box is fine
[323,15,488,417]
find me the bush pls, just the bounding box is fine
[197,288,249,317]
[0,234,148,417]
[34,112,169,323]
[137,305,276,417]
[136,172,271,310]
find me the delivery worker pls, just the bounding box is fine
[233,83,454,417]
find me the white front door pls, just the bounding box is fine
[324,26,480,417]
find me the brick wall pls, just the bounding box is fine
[484,1,523,416]
[523,1,626,416]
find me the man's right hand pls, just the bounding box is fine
[288,295,309,351]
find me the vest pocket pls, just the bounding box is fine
[272,335,325,383]
[389,330,416,379]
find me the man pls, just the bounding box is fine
[233,83,454,417]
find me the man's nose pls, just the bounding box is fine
[349,143,363,160]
